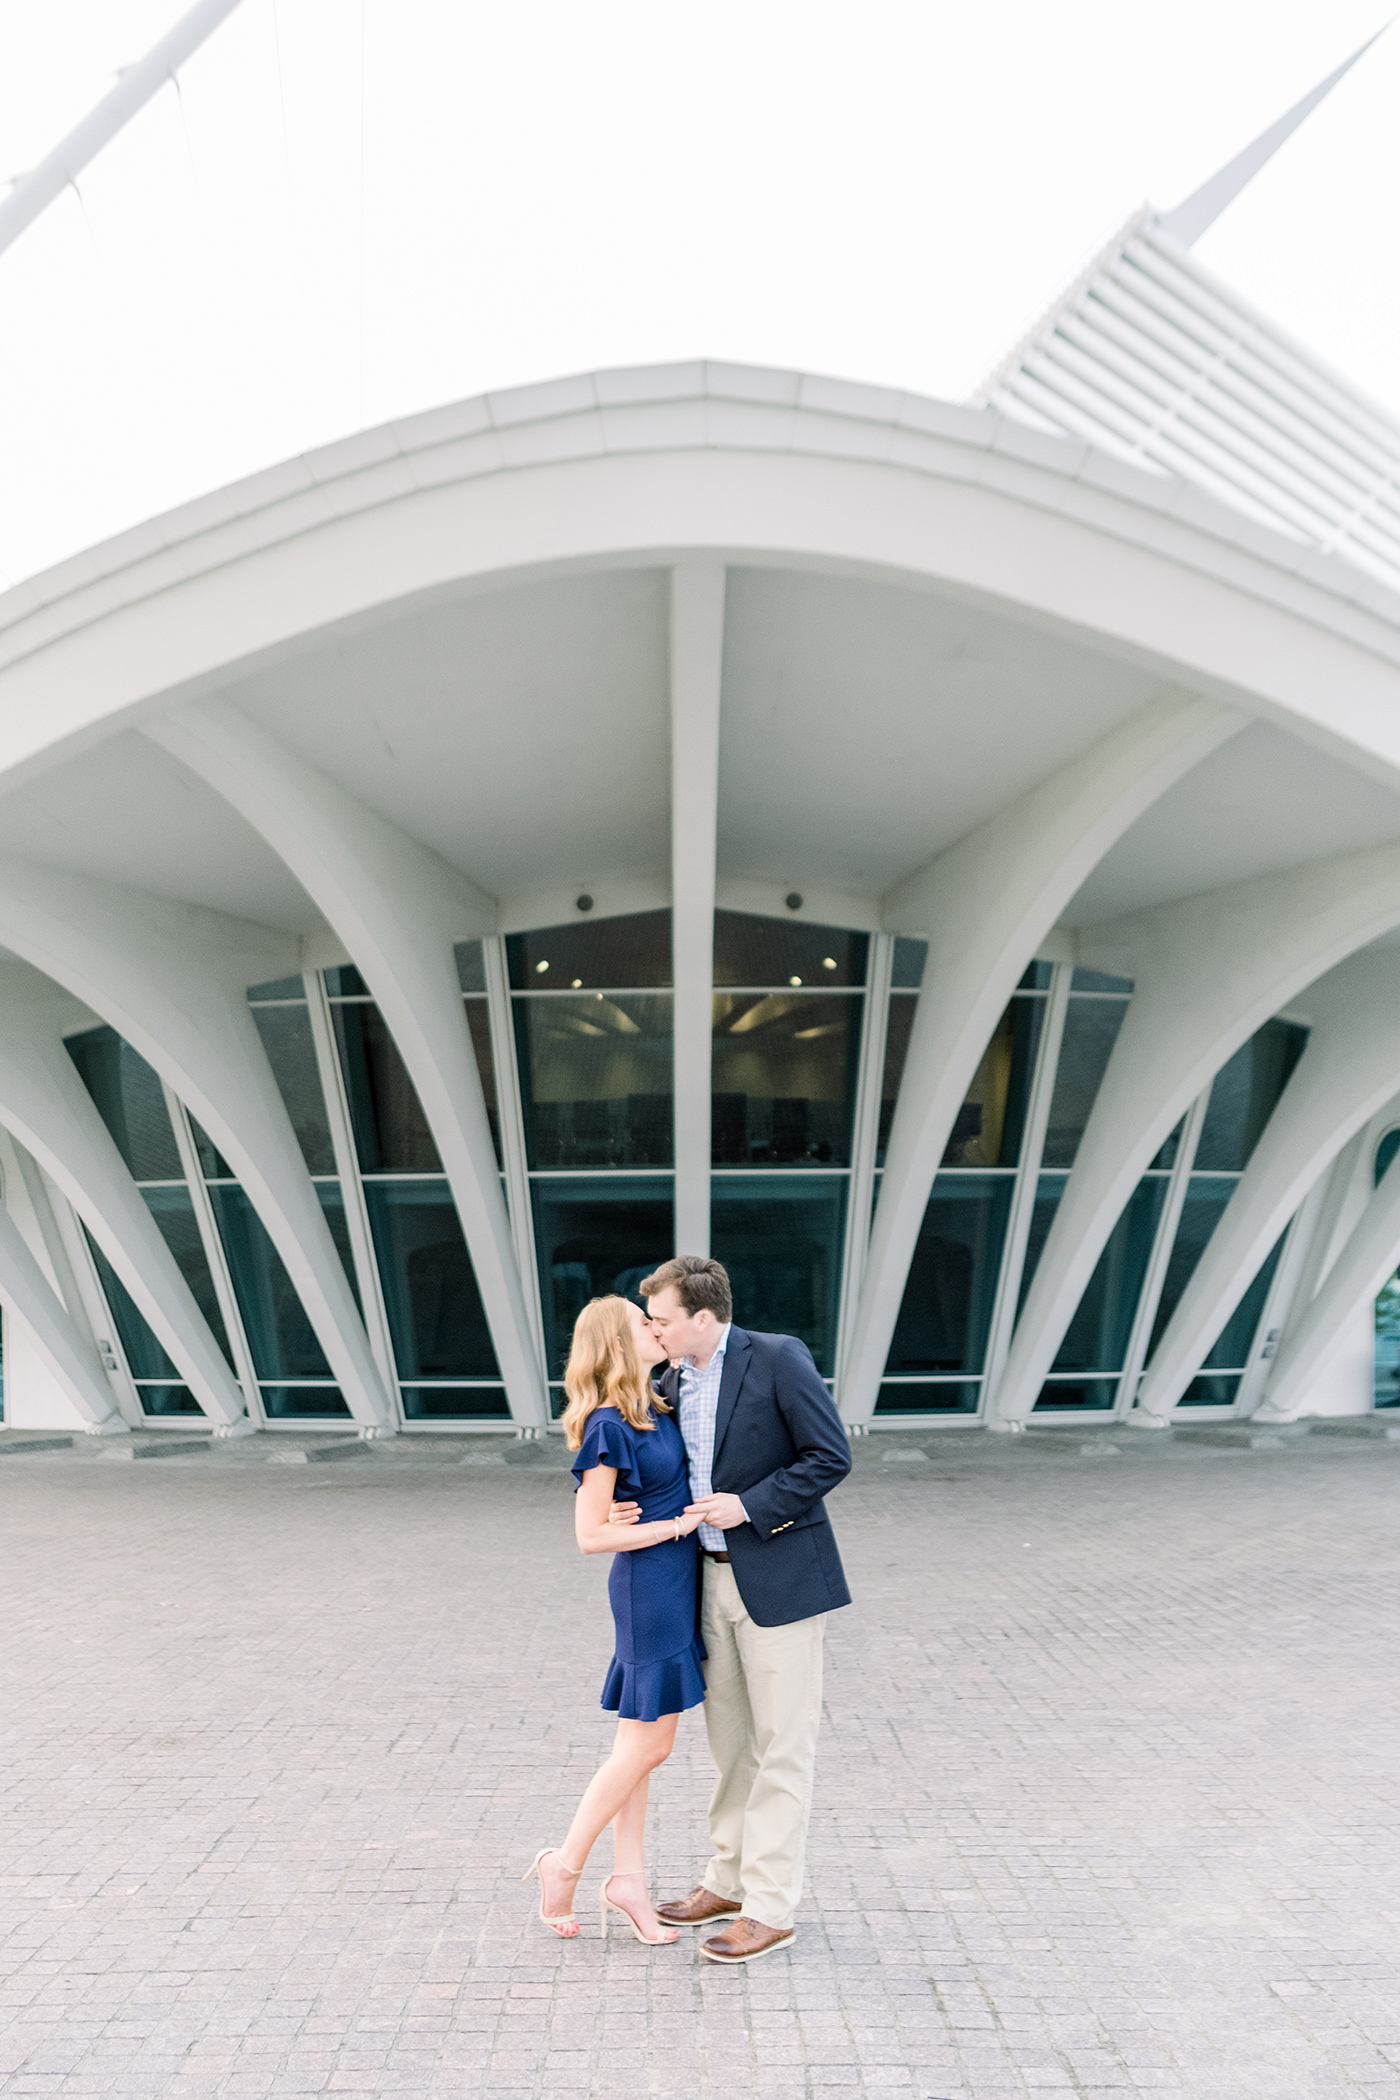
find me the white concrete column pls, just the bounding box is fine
[1258,1137,1400,1421]
[0,854,394,1432]
[992,840,1400,1426]
[669,562,725,1257]
[0,961,249,1430]
[0,1185,125,1433]
[1137,953,1400,1421]
[840,692,1242,1421]
[145,704,546,1426]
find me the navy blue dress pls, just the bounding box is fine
[571,1406,706,1722]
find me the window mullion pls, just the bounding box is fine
[160,1079,264,1426]
[1115,1087,1210,1420]
[301,971,400,1400]
[483,935,547,1380]
[834,933,890,1404]
[982,962,1071,1414]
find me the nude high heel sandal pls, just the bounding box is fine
[522,1848,582,1938]
[599,1872,679,1944]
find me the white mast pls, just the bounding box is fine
[0,0,247,262]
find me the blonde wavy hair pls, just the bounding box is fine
[561,1295,671,1450]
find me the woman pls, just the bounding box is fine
[523,1296,706,1943]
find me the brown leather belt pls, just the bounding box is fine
[702,1549,730,1564]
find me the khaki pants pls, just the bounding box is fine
[699,1558,825,1932]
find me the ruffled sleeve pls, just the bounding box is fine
[571,1409,642,1496]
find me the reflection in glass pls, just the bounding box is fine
[1377,1130,1400,1187]
[711,1177,846,1375]
[891,938,927,990]
[941,999,1043,1168]
[712,911,868,989]
[189,1116,234,1180]
[1033,1377,1118,1410]
[1194,1020,1307,1172]
[207,1185,332,1380]
[464,1001,502,1166]
[66,1027,183,1181]
[1071,969,1133,994]
[885,1174,1012,1377]
[262,1385,352,1418]
[1178,1374,1240,1408]
[454,940,487,994]
[247,975,303,1000]
[140,1385,203,1415]
[530,1177,675,1380]
[317,1183,362,1308]
[1201,1235,1286,1372]
[1018,1173,1067,1313]
[86,1232,178,1380]
[712,993,860,1166]
[1149,1118,1186,1172]
[1041,997,1129,1168]
[875,1380,980,1414]
[401,1385,510,1419]
[1378,1272,1400,1406]
[140,1185,234,1368]
[1053,1176,1166,1372]
[332,1002,443,1173]
[508,911,672,990]
[252,1003,335,1174]
[514,996,673,1167]
[1146,1175,1238,1360]
[362,1181,499,1379]
[877,996,917,1167]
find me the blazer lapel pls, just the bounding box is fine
[711,1327,752,1470]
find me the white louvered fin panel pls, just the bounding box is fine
[979,212,1400,595]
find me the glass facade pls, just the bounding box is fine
[62,917,1316,1435]
[879,974,1053,1413]
[711,913,867,1382]
[512,914,676,1406]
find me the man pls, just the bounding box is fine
[618,1253,852,1964]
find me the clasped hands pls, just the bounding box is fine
[608,1491,748,1531]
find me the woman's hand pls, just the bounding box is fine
[608,1499,642,1526]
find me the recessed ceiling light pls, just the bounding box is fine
[822,957,837,970]
[789,976,802,987]
[535,960,549,974]
[572,978,582,988]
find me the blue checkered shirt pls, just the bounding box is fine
[677,1323,746,1553]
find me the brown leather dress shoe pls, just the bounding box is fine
[700,1916,795,1964]
[654,1885,742,1927]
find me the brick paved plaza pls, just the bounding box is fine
[2,1424,1400,2098]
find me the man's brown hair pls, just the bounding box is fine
[640,1253,733,1323]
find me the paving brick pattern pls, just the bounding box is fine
[2,1423,1400,2096]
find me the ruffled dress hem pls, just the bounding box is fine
[600,1641,707,1722]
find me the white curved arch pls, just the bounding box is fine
[841,692,1242,1416]
[1,367,1400,799]
[991,842,1400,1424]
[0,961,247,1429]
[1137,953,1400,1421]
[145,701,545,1422]
[0,857,394,1431]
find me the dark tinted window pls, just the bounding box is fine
[508,911,671,990]
[712,911,867,988]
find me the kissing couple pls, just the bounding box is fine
[523,1253,852,1965]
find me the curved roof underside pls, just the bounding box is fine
[2,360,1400,966]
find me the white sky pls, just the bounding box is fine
[0,0,1395,590]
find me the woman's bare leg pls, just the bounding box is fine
[611,1772,650,1874]
[605,1771,670,1938]
[537,1715,677,1917]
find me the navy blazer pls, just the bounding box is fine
[659,1325,852,1629]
